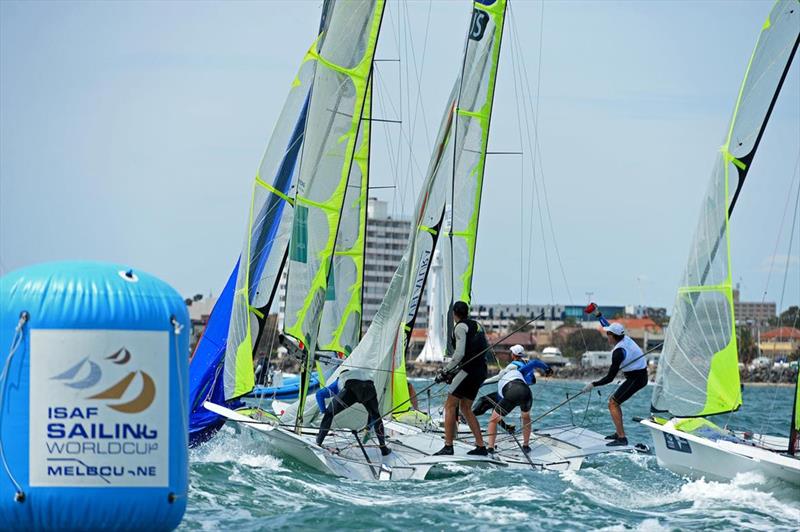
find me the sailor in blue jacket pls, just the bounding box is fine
[472,344,550,452]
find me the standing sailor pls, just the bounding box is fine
[582,322,648,446]
[434,301,489,456]
[315,369,391,456]
[481,344,551,453]
[472,344,550,434]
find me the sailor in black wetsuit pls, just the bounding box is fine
[433,301,489,456]
[315,369,391,456]
[582,322,648,447]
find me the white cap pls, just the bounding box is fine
[510,344,526,356]
[603,323,625,336]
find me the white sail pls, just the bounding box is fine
[417,249,447,363]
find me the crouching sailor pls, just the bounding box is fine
[472,344,550,436]
[315,369,391,456]
[581,322,647,447]
[482,344,550,454]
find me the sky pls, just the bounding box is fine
[1,0,798,313]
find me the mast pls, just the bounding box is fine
[791,366,799,454]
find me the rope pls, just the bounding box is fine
[756,177,799,439]
[0,311,29,501]
[357,314,547,431]
[170,316,189,444]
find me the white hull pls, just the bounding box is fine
[212,399,644,480]
[642,418,800,486]
[205,401,502,480]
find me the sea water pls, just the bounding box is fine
[182,380,799,530]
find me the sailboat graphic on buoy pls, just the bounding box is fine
[51,347,156,414]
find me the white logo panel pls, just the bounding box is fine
[29,329,170,487]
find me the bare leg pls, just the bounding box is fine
[487,410,502,448]
[521,411,532,446]
[443,395,459,446]
[608,397,625,438]
[459,398,485,447]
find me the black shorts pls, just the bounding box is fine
[450,367,487,401]
[495,380,532,415]
[611,369,648,404]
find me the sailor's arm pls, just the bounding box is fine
[443,322,468,373]
[315,380,339,413]
[484,363,515,385]
[592,348,624,387]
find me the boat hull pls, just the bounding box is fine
[641,419,800,485]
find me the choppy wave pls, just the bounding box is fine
[181,382,798,531]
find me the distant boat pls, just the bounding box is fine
[247,374,321,401]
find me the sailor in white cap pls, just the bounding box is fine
[581,322,647,447]
[473,344,551,453]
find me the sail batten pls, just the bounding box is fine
[651,0,799,418]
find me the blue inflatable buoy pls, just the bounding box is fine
[0,261,189,530]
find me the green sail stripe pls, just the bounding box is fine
[456,0,506,304]
[230,179,259,399]
[284,2,384,352]
[319,78,372,354]
[287,2,385,429]
[255,175,294,205]
[677,283,731,293]
[418,225,438,235]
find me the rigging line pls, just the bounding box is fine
[400,0,416,211]
[761,153,800,303]
[510,2,589,351]
[404,0,434,160]
[515,17,554,307]
[384,0,404,218]
[373,67,411,221]
[529,0,547,303]
[506,9,527,306]
[506,3,553,305]
[400,0,410,212]
[359,314,546,431]
[372,64,427,200]
[750,153,800,436]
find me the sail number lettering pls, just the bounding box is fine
[469,9,490,41]
[663,433,692,454]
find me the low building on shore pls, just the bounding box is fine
[759,327,800,359]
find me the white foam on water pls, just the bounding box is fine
[672,472,800,524]
[190,426,286,471]
[635,518,669,531]
[466,505,531,526]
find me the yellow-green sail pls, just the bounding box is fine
[280,0,508,428]
[652,0,799,417]
[282,0,385,427]
[316,77,372,361]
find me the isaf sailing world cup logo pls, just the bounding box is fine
[51,347,156,414]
